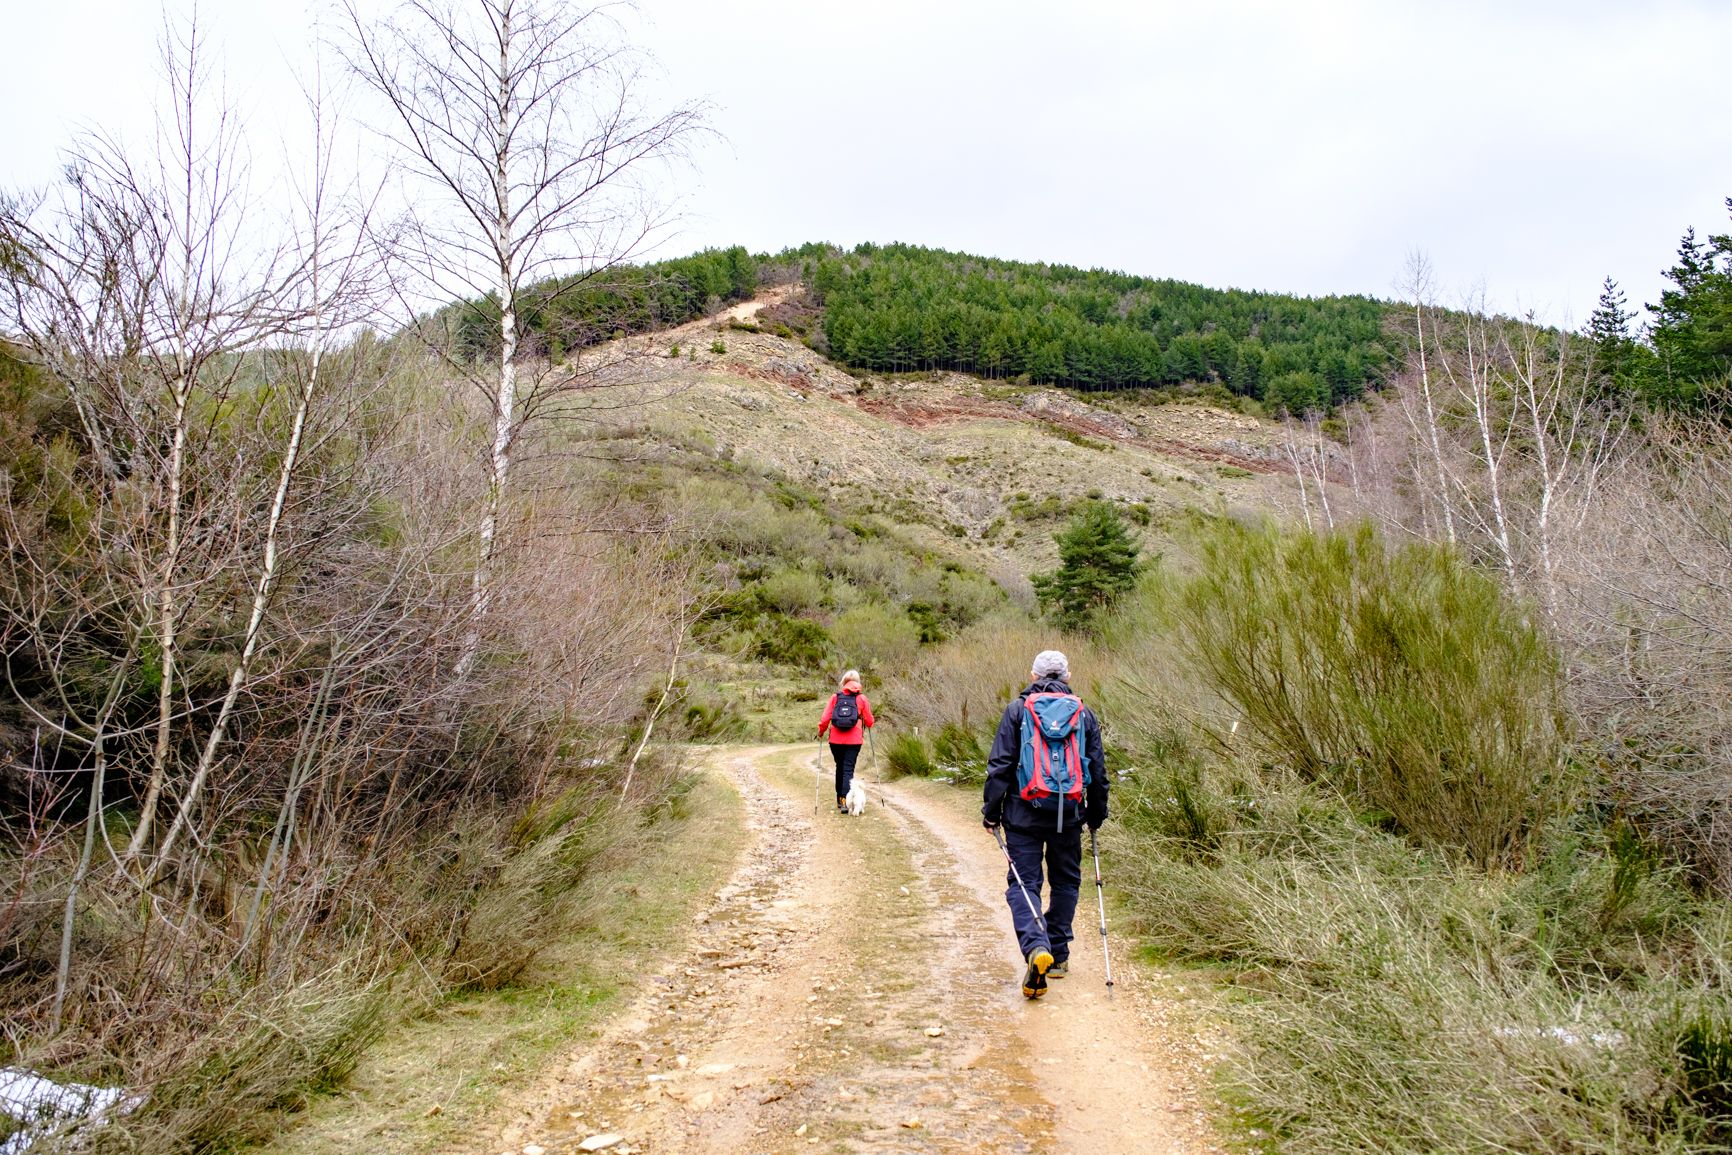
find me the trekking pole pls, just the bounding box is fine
[991,824,1046,934]
[866,726,885,805]
[814,737,824,816]
[1090,828,1115,998]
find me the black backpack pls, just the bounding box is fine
[831,691,860,732]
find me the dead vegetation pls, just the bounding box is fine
[0,8,704,1150]
[1321,276,1732,889]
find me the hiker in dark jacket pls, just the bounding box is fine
[982,649,1108,998]
[818,669,875,812]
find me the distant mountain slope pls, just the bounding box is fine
[483,242,1397,415]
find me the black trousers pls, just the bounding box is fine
[1004,822,1083,963]
[830,742,861,799]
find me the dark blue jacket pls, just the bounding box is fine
[982,678,1109,831]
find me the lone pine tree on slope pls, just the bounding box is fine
[1031,501,1143,632]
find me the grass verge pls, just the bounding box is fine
[259,765,745,1155]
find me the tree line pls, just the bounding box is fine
[488,240,1396,412]
[488,201,1732,423]
[1588,197,1732,413]
[807,243,1395,410]
[448,244,757,362]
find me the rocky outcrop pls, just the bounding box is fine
[1016,391,1141,441]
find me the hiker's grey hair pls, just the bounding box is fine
[1031,650,1070,681]
[839,668,862,688]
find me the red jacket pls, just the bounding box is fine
[818,689,875,745]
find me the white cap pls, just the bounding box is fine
[1031,650,1070,680]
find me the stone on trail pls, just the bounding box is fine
[579,1135,625,1152]
[925,1026,945,1037]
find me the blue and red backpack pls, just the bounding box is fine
[1016,692,1092,832]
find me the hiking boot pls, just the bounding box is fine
[837,797,848,812]
[1022,948,1053,999]
[1047,959,1069,979]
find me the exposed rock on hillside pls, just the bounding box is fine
[1018,390,1142,442]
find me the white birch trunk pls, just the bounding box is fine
[153,341,325,867]
[1465,322,1517,584]
[1415,301,1456,545]
[127,372,189,860]
[455,6,519,683]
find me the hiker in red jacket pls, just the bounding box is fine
[818,669,875,812]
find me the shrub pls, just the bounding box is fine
[679,694,749,742]
[1176,519,1570,869]
[883,731,935,779]
[757,567,829,615]
[932,722,987,782]
[752,617,832,669]
[830,602,920,674]
[709,338,726,354]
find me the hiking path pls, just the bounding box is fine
[482,744,1222,1154]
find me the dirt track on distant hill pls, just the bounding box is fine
[478,746,1221,1154]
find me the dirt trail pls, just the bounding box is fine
[481,746,1218,1154]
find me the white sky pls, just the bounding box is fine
[5,0,1730,325]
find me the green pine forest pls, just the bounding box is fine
[808,243,1391,410]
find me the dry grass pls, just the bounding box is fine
[264,766,744,1155]
[1113,751,1732,1154]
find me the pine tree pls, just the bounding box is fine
[1030,501,1143,631]
[1586,276,1633,346]
[1647,205,1732,402]
[1585,275,1636,386]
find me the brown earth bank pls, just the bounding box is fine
[472,746,1223,1155]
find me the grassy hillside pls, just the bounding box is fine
[617,319,1298,559]
[567,314,1308,737]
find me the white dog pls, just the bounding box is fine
[845,780,867,816]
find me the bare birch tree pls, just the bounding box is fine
[1395,252,1457,545]
[1504,314,1625,619]
[1435,296,1519,584]
[150,63,380,870]
[341,0,706,679]
[2,16,314,861]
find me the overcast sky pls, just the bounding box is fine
[5,0,1730,325]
